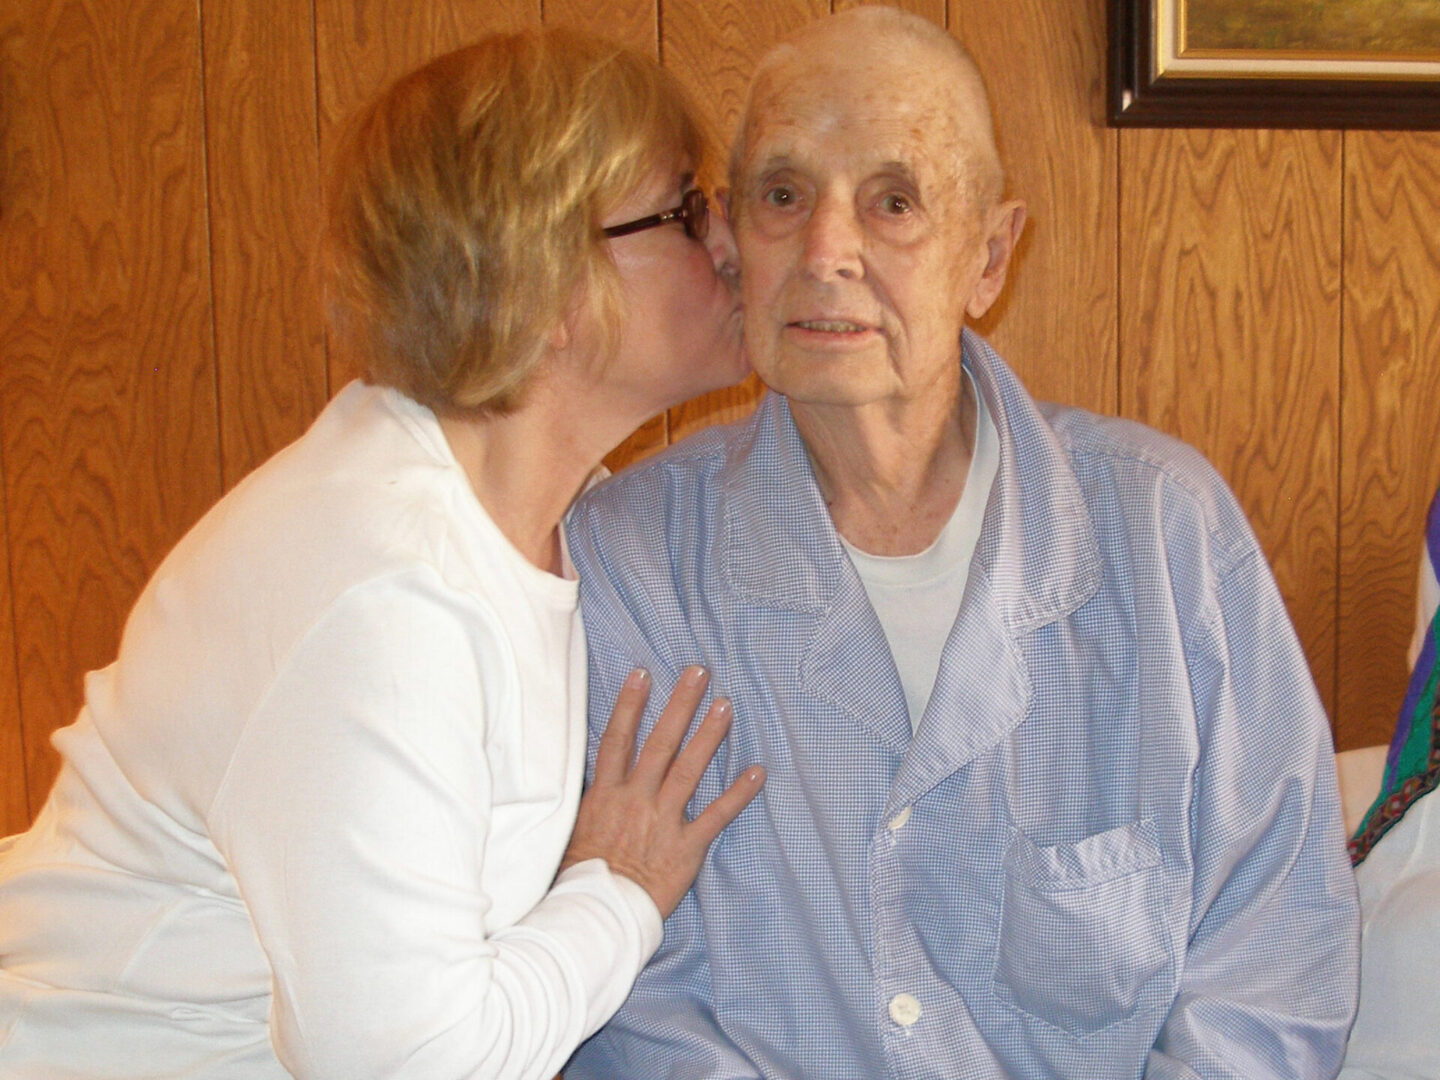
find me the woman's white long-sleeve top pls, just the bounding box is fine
[0,381,661,1080]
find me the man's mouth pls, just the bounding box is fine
[790,319,869,333]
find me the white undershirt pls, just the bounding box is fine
[842,372,999,732]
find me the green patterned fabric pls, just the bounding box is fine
[1351,492,1440,866]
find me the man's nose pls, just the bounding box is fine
[801,194,863,281]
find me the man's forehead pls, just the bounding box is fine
[744,48,975,154]
[740,92,964,180]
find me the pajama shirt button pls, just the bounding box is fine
[889,992,921,1027]
[888,805,912,830]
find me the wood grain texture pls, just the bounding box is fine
[0,0,222,806]
[1338,131,1440,750]
[959,0,1117,414]
[1120,128,1342,722]
[0,469,27,833]
[833,0,946,24]
[0,15,29,833]
[313,0,540,391]
[662,0,827,442]
[544,0,655,54]
[314,0,540,143]
[203,0,328,489]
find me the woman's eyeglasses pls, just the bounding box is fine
[602,188,709,242]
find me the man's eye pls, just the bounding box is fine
[879,193,912,215]
[762,186,796,208]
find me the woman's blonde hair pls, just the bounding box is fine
[323,30,705,412]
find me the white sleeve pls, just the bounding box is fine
[207,570,661,1080]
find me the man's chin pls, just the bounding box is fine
[768,382,892,410]
[750,352,890,407]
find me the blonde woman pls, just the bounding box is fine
[0,30,760,1080]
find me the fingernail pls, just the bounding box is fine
[745,766,764,783]
[683,665,708,686]
[625,668,650,689]
[710,698,732,718]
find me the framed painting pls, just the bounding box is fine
[1109,0,1440,128]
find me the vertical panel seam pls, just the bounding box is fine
[0,11,29,812]
[0,418,29,818]
[652,0,669,471]
[195,0,225,497]
[660,0,668,444]
[310,0,331,400]
[1335,130,1347,741]
[657,0,666,446]
[1114,129,1124,418]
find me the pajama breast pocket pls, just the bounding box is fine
[992,818,1175,1038]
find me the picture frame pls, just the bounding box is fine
[1108,0,1440,129]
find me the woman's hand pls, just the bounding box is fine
[561,666,764,918]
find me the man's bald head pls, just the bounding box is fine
[724,6,1027,413]
[732,7,1004,214]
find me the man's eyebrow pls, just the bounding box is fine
[875,160,922,186]
[748,153,794,176]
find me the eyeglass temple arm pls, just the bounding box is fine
[601,208,680,238]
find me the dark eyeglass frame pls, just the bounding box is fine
[602,188,709,241]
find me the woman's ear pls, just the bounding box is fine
[546,319,571,353]
[548,277,594,355]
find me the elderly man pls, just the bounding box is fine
[565,8,1359,1078]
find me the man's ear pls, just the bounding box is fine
[965,199,1026,320]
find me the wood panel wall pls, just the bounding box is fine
[2,0,1438,834]
[1120,128,1344,722]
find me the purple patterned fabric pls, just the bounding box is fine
[1350,487,1440,865]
